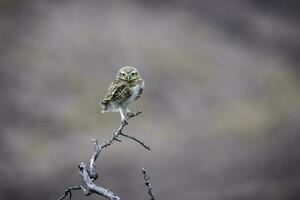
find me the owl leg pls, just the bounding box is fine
[119,108,128,124]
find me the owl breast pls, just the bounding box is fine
[121,84,141,108]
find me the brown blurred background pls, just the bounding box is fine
[1,0,300,199]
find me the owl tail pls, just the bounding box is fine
[101,100,108,112]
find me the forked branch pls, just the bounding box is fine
[58,111,151,200]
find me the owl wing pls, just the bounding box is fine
[101,80,127,106]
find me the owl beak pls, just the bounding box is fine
[126,75,131,81]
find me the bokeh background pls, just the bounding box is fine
[1,0,300,199]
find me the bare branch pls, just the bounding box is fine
[79,162,120,200]
[58,110,152,200]
[58,185,89,200]
[120,132,151,150]
[142,168,156,200]
[89,110,146,176]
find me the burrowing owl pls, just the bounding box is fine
[101,66,145,123]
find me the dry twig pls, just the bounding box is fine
[142,168,156,200]
[58,111,151,200]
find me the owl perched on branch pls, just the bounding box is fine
[101,66,145,124]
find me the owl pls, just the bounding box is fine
[101,66,145,124]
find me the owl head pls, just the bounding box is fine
[117,66,141,81]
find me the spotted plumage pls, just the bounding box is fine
[101,66,145,123]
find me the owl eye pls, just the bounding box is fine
[120,72,126,76]
[131,71,137,76]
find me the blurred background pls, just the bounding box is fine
[1,0,300,199]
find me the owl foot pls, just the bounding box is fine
[126,111,135,118]
[121,119,128,125]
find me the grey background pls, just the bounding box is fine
[1,0,300,199]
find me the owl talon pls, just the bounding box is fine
[127,111,135,118]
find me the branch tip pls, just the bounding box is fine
[142,168,155,200]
